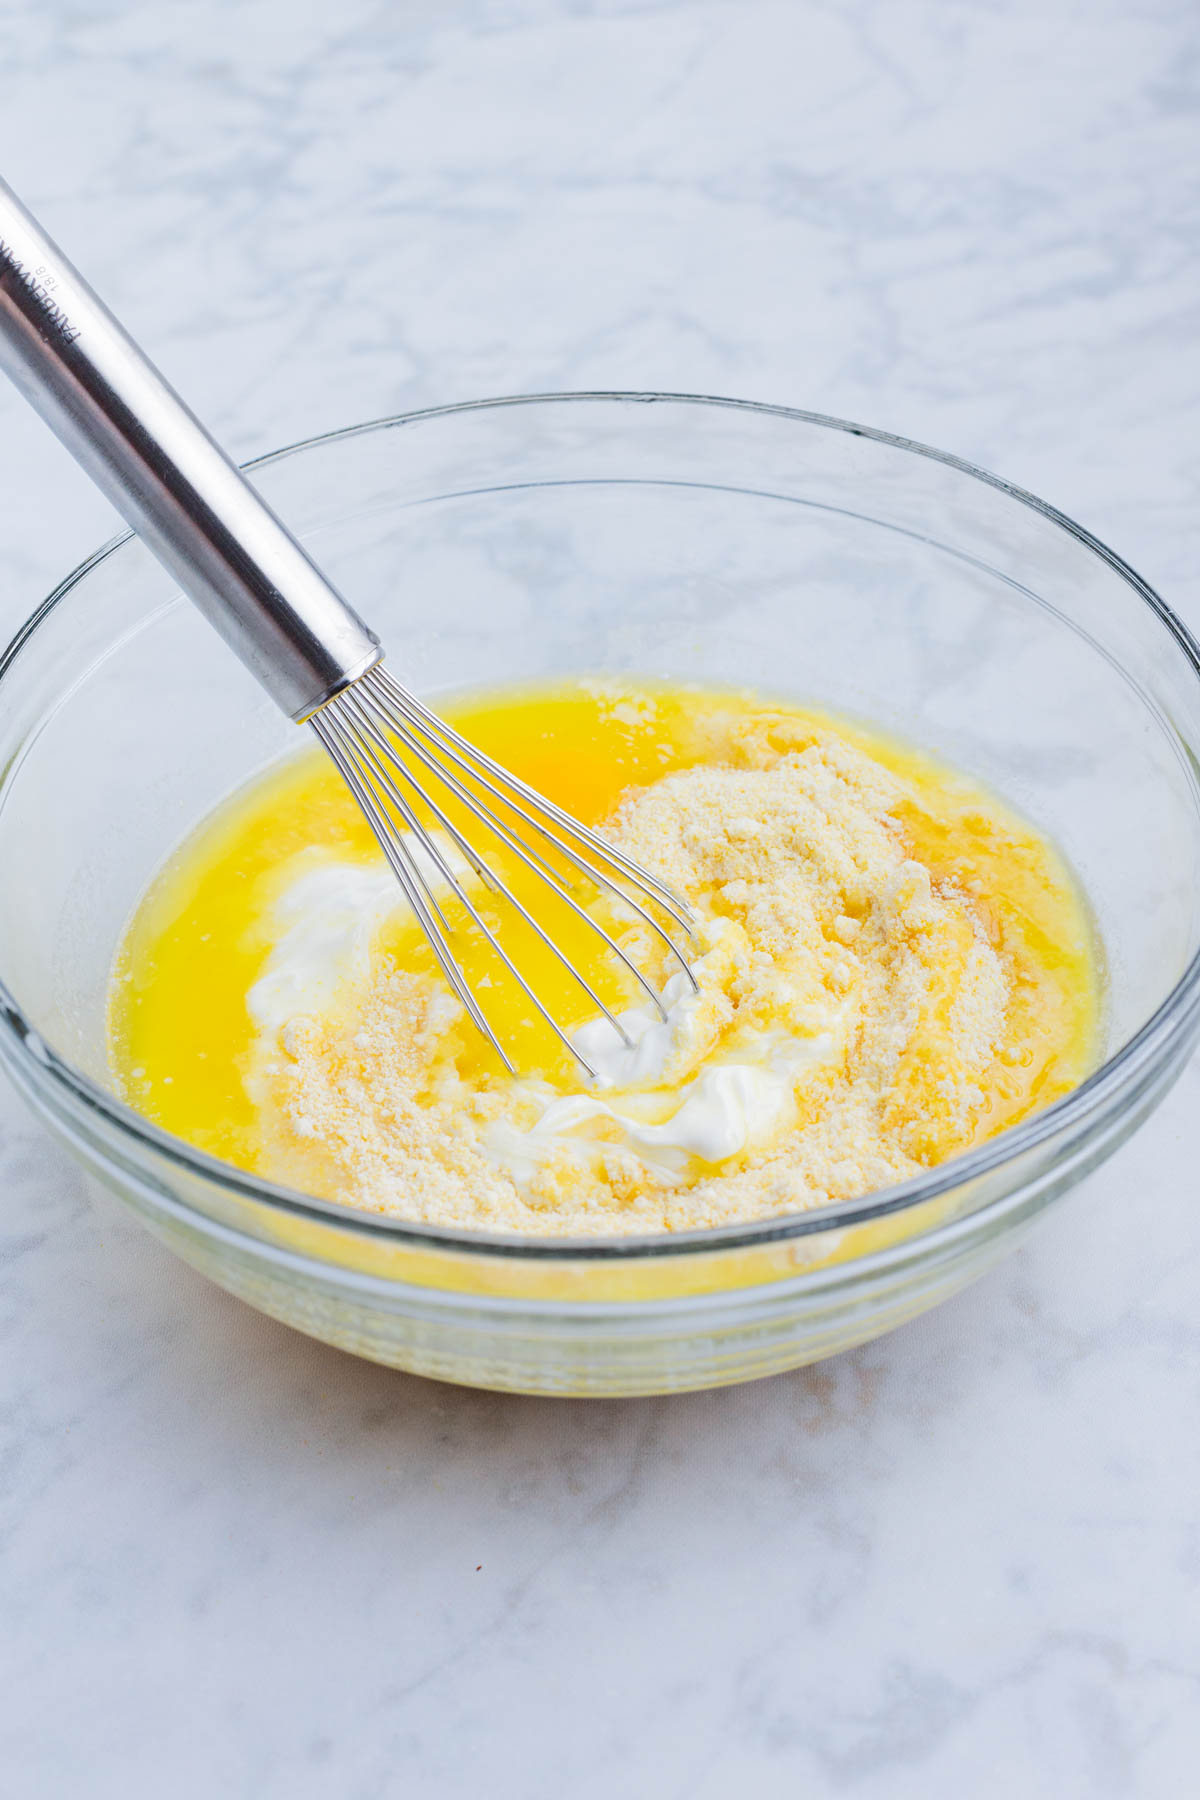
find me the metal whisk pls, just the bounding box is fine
[0,178,693,1074]
[313,666,696,1073]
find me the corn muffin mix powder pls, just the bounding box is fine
[110,683,1101,1236]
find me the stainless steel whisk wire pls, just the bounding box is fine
[0,178,695,1073]
[315,666,696,1074]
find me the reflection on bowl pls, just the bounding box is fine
[2,393,1199,1396]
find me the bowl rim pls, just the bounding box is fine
[3,388,1200,1264]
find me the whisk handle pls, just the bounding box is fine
[0,177,381,720]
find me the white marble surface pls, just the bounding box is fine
[2,2,1199,1793]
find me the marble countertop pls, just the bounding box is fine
[2,2,1199,1793]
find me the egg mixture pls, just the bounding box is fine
[108,682,1101,1235]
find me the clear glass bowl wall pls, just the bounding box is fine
[2,395,1199,1395]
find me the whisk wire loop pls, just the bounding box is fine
[312,661,697,1075]
[348,683,673,1024]
[341,696,638,1053]
[314,711,508,1064]
[377,671,696,939]
[318,706,621,1078]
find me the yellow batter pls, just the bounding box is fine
[108,681,1101,1234]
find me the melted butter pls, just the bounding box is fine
[108,681,1103,1194]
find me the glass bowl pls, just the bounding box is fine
[2,393,1199,1397]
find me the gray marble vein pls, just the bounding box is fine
[1,0,1199,1793]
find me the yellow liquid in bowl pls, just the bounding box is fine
[108,681,1101,1235]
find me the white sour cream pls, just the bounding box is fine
[247,863,400,1034]
[247,837,471,1035]
[484,1029,833,1181]
[247,854,838,1184]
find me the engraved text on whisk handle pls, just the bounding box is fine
[0,177,382,721]
[0,237,81,346]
